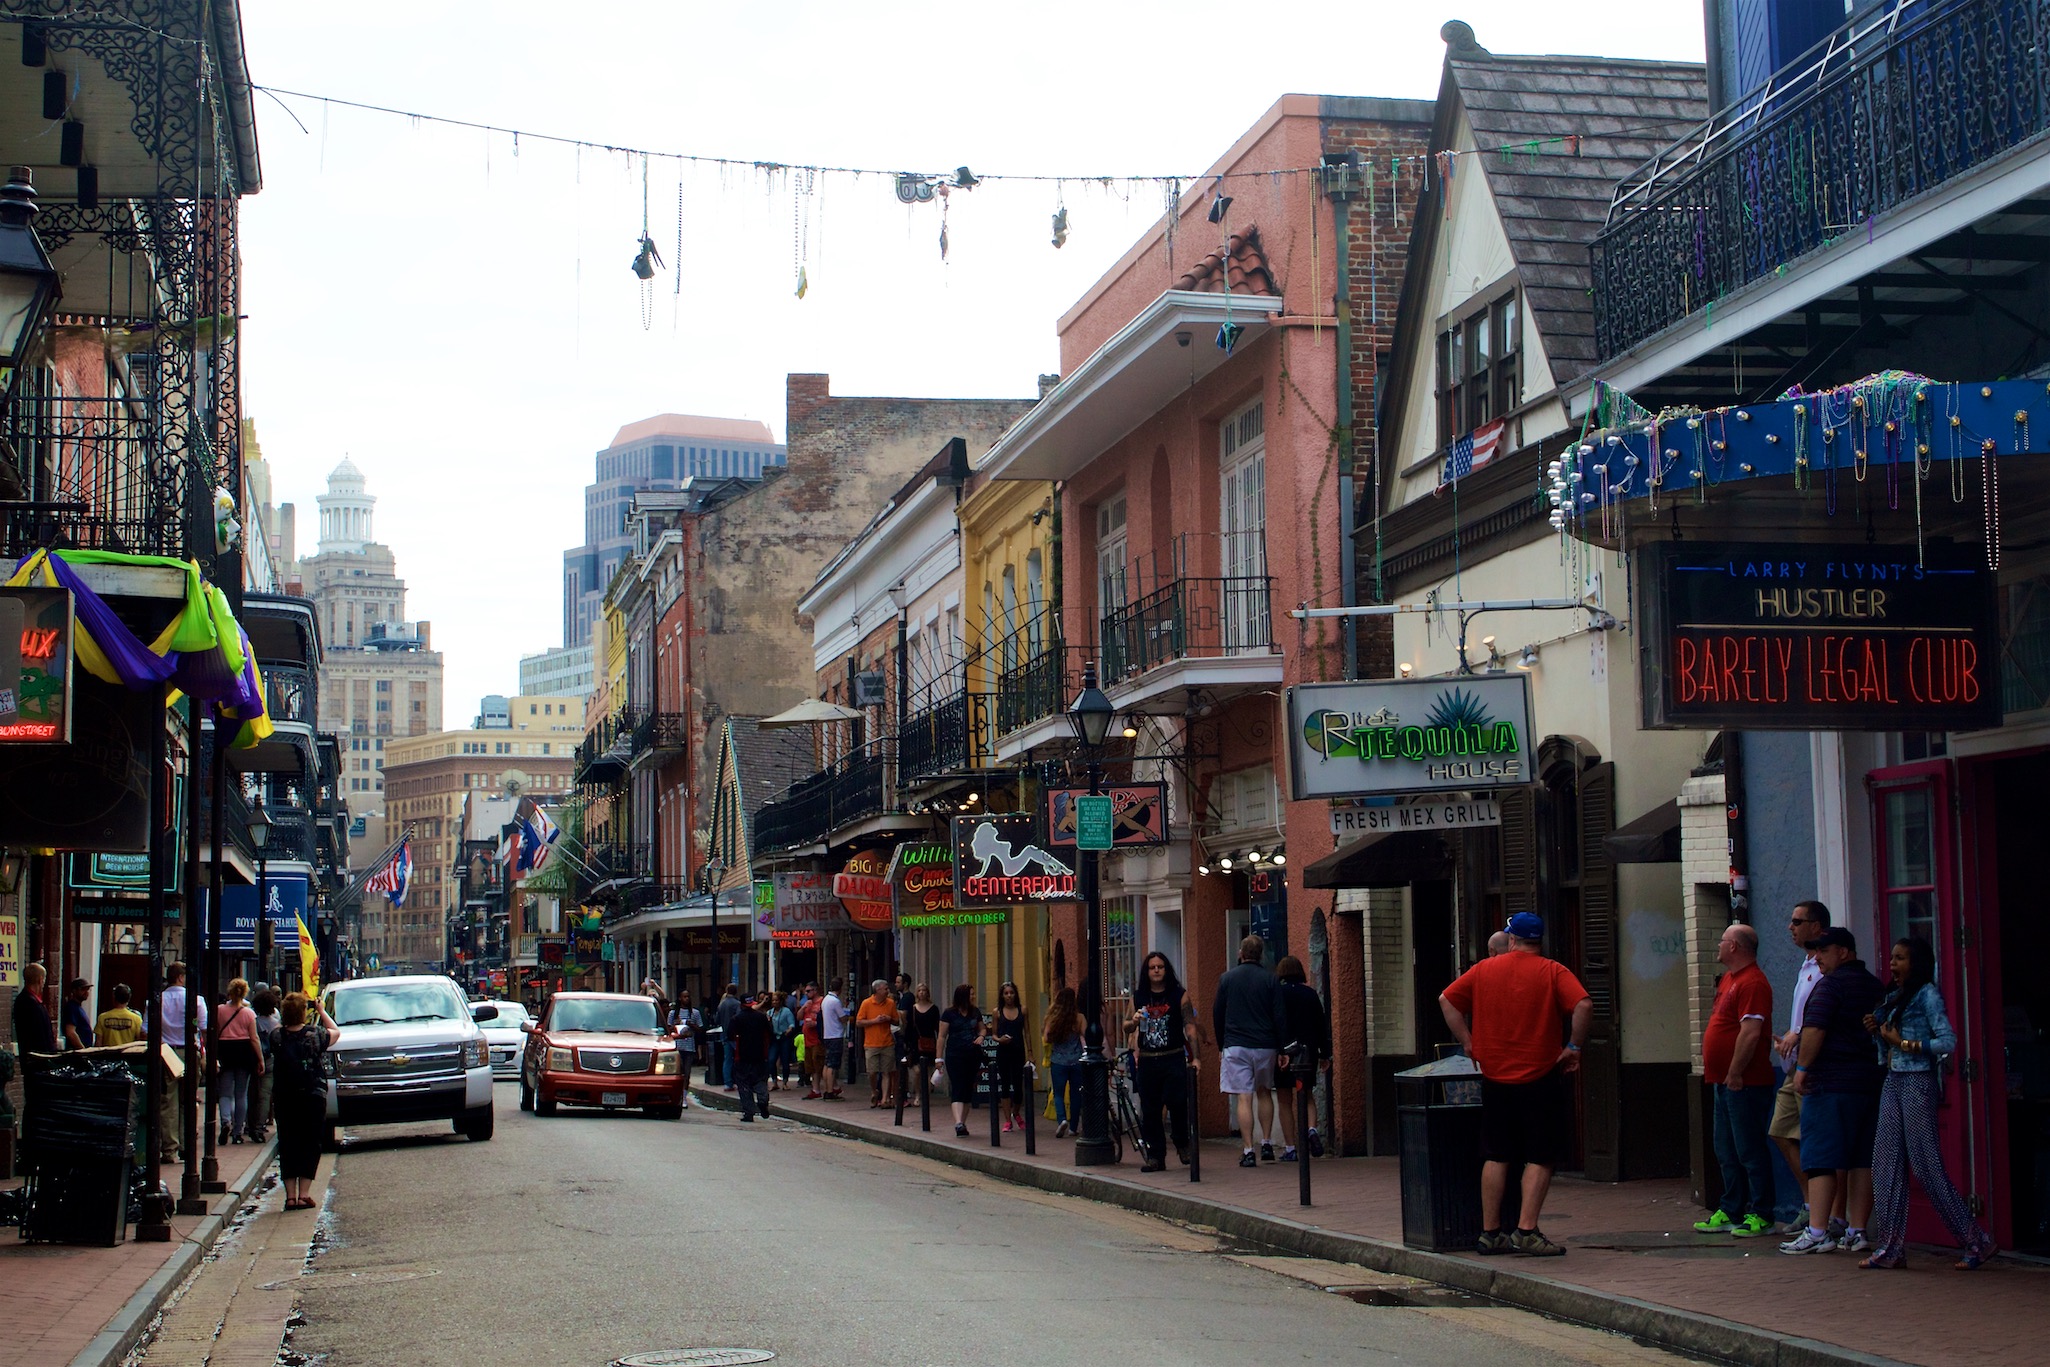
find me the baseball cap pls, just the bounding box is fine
[1810,926,1857,953]
[1505,912,1544,941]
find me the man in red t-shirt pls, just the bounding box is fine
[1439,912,1592,1258]
[1692,922,1777,1237]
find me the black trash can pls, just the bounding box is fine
[1394,1053,1485,1252]
[20,1061,137,1246]
[702,1027,725,1086]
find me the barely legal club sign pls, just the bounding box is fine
[1286,675,1534,801]
[1640,542,2001,730]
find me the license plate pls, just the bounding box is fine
[601,1092,628,1107]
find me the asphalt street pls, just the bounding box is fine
[292,1090,1705,1367]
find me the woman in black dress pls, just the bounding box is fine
[272,991,342,1209]
[905,983,941,1099]
[935,984,985,1137]
[993,981,1029,1132]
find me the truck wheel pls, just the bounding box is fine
[536,1093,557,1117]
[519,1075,534,1112]
[458,1107,494,1142]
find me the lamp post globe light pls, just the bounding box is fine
[1067,662,1117,1167]
[0,166,60,368]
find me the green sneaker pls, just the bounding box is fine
[1692,1210,1737,1233]
[1730,1214,1773,1238]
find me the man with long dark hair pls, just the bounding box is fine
[1130,952,1198,1169]
[1274,956,1330,1162]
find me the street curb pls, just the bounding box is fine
[690,1084,1908,1367]
[67,1138,278,1367]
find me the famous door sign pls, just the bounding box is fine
[950,812,1078,908]
[1638,542,2001,730]
[1286,675,1534,801]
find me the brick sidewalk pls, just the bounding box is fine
[0,1145,275,1367]
[713,1082,2047,1367]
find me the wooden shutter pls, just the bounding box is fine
[1499,784,1538,917]
[1578,761,1621,1181]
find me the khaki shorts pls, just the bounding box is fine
[865,1045,894,1078]
[1768,1075,1802,1140]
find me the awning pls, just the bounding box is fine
[1604,798,1682,864]
[1301,829,1453,890]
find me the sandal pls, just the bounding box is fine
[1955,1241,1998,1271]
[1857,1253,1906,1269]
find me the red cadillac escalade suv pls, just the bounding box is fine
[518,991,683,1119]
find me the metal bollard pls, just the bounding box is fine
[894,1058,907,1127]
[1187,1053,1201,1183]
[1023,1062,1037,1156]
[920,1059,932,1132]
[1296,1075,1312,1207]
[987,1048,1002,1148]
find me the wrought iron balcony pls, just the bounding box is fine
[0,382,178,560]
[630,710,687,761]
[1099,576,1275,686]
[573,841,653,899]
[753,741,899,853]
[995,640,1087,737]
[1592,0,2048,361]
[899,690,991,783]
[574,708,638,784]
[264,664,315,727]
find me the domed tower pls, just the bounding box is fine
[317,457,375,553]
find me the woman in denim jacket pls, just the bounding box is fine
[1858,936,1996,1269]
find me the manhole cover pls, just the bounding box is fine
[614,1353,776,1366]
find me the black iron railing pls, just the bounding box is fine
[0,380,177,560]
[265,664,314,727]
[574,708,638,783]
[1099,576,1275,685]
[632,711,687,758]
[753,742,899,852]
[1593,0,2048,360]
[899,691,990,782]
[996,641,1085,736]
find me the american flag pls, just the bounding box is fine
[364,840,411,907]
[1441,418,1506,487]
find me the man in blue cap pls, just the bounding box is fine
[1439,912,1592,1257]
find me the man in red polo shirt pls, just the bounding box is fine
[1693,922,1777,1237]
[1439,912,1592,1258]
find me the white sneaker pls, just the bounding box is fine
[1779,1228,1837,1255]
[1838,1231,1871,1253]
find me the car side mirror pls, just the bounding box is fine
[471,1004,500,1023]
[518,1020,534,1032]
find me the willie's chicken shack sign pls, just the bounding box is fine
[1638,542,2001,731]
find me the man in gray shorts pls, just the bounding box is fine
[1771,900,1840,1232]
[1212,935,1288,1168]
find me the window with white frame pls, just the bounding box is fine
[1221,400,1268,650]
[1097,494,1128,612]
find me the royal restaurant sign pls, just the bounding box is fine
[1638,542,2002,731]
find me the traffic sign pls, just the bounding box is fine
[1075,795,1114,851]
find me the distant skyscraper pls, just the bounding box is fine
[561,414,785,647]
[519,643,594,699]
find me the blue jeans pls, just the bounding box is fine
[1713,1082,1777,1220]
[1049,1062,1081,1125]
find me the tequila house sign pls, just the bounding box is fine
[1286,676,1535,800]
[1640,542,2001,731]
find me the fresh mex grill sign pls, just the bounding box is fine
[950,812,1078,908]
[1639,542,2001,730]
[1285,675,1535,800]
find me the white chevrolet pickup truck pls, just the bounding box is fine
[319,974,497,1146]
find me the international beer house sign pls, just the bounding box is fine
[1639,542,2001,731]
[1286,675,1535,801]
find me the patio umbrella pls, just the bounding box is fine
[757,698,866,729]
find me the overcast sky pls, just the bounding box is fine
[238,1,1704,717]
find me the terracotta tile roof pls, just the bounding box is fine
[1449,50,1707,381]
[1174,227,1278,297]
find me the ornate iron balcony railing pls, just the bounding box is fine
[1099,575,1276,685]
[1592,0,2050,361]
[898,690,991,782]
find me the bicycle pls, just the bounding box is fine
[1109,1050,1154,1166]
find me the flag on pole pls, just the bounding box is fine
[297,910,321,998]
[515,801,559,875]
[365,840,412,906]
[1440,418,1505,487]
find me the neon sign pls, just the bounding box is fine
[1287,676,1535,800]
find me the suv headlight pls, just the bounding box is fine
[653,1050,680,1075]
[548,1046,574,1073]
[463,1038,489,1069]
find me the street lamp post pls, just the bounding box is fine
[1067,662,1117,1167]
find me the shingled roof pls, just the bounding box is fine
[726,716,820,853]
[1446,29,1706,381]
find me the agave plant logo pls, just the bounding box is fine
[1424,687,1496,732]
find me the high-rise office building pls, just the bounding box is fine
[561,414,785,647]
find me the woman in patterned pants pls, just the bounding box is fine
[1859,937,1996,1270]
